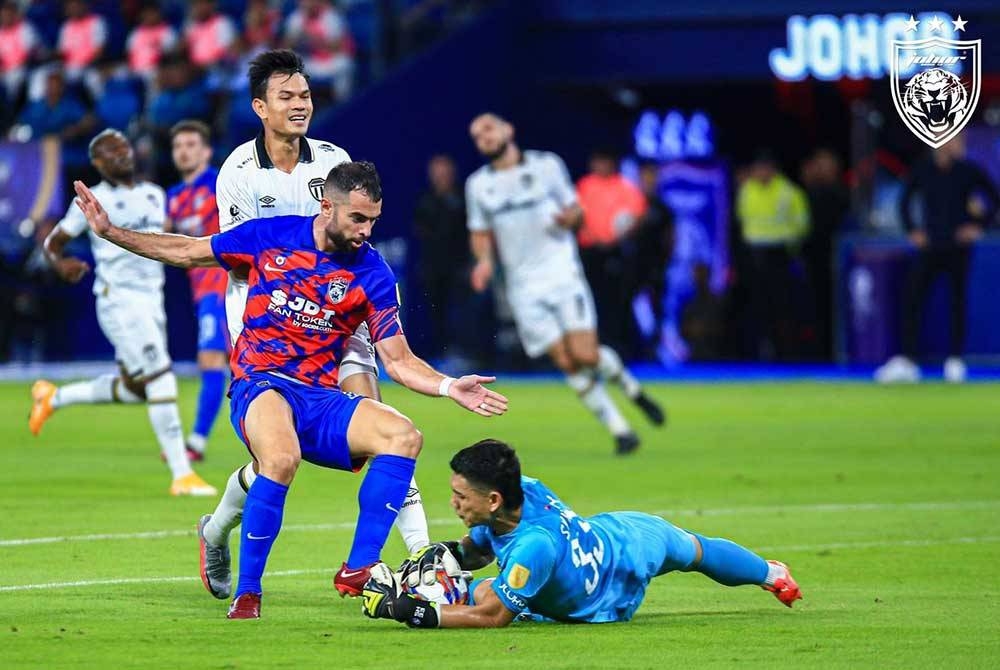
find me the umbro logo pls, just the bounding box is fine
[259,195,276,208]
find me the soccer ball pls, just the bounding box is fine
[399,565,471,605]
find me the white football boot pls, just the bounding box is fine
[943,357,967,384]
[874,355,921,384]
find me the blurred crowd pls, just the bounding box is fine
[0,0,489,190]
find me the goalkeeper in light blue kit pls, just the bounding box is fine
[362,439,801,628]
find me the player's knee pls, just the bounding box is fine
[385,420,422,458]
[143,370,177,402]
[259,449,300,481]
[570,345,599,369]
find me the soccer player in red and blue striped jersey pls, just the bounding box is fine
[167,120,228,460]
[70,161,509,620]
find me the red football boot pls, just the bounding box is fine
[333,562,376,598]
[227,592,261,619]
[761,560,802,608]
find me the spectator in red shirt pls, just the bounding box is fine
[282,0,354,101]
[576,148,648,353]
[184,0,237,69]
[57,0,107,81]
[0,1,42,100]
[126,4,178,82]
[242,0,281,51]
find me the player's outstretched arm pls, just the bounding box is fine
[73,181,219,269]
[374,334,508,417]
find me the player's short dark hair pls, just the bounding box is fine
[88,128,126,160]
[325,161,383,203]
[248,49,308,101]
[169,119,211,145]
[450,439,524,511]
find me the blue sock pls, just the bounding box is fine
[235,475,288,596]
[346,454,416,568]
[192,369,226,441]
[689,533,769,586]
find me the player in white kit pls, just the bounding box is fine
[28,129,216,497]
[197,50,430,600]
[466,113,665,455]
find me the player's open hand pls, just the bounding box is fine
[448,375,508,417]
[73,181,113,237]
[53,257,90,283]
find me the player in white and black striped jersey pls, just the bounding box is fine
[198,50,430,603]
[466,113,666,456]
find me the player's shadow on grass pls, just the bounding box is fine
[636,610,773,622]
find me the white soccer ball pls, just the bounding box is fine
[399,560,471,606]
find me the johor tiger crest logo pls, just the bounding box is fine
[327,277,350,304]
[890,15,980,149]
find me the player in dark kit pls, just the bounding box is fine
[70,161,509,619]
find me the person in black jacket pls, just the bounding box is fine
[875,136,999,383]
[413,154,469,360]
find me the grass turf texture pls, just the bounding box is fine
[2,380,998,669]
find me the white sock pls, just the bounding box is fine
[52,374,142,407]
[566,369,632,437]
[145,372,192,479]
[203,463,254,546]
[764,561,784,587]
[597,345,641,399]
[394,476,430,553]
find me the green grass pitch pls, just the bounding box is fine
[2,379,998,669]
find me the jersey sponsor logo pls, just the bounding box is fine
[268,289,338,331]
[259,195,276,208]
[237,157,253,169]
[327,277,350,304]
[308,177,325,202]
[229,204,243,221]
[508,564,531,589]
[498,581,527,609]
[317,143,336,152]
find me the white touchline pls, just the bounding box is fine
[1,500,998,548]
[3,537,999,593]
[0,568,328,592]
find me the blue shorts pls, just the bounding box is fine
[196,294,228,353]
[229,372,366,472]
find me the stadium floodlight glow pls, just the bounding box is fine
[770,13,967,81]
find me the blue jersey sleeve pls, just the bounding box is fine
[491,530,559,614]
[364,252,403,342]
[210,220,261,272]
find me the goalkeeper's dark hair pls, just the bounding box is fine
[450,439,524,511]
[325,161,383,203]
[248,49,308,101]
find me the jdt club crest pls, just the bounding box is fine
[327,277,351,304]
[890,14,980,149]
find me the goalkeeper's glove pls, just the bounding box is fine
[398,541,463,588]
[361,564,440,629]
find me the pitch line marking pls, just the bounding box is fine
[3,536,999,592]
[2,500,998,548]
